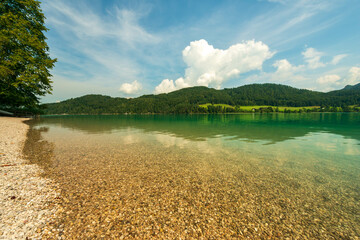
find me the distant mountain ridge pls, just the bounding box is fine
[342,83,360,90]
[43,83,360,114]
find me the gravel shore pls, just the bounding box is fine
[0,117,57,239]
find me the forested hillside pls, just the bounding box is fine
[43,83,360,114]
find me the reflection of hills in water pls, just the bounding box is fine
[32,113,360,144]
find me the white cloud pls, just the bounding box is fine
[245,58,308,88]
[244,47,353,91]
[119,80,142,94]
[345,67,360,85]
[314,67,360,92]
[270,59,305,83]
[154,77,193,94]
[302,47,325,69]
[154,79,176,94]
[331,54,347,65]
[317,74,341,84]
[273,59,301,73]
[155,39,274,94]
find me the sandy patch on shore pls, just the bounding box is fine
[0,117,57,239]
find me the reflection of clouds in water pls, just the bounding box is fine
[117,130,214,154]
[120,130,360,160]
[315,142,337,152]
[121,134,141,145]
[344,142,360,156]
[305,133,360,156]
[154,133,216,154]
[155,134,189,148]
[219,131,360,167]
[117,128,147,145]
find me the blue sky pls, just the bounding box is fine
[41,0,360,102]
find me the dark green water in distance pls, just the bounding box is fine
[27,113,360,238]
[40,113,360,142]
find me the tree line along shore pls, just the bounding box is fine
[40,83,360,115]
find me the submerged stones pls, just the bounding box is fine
[22,120,360,239]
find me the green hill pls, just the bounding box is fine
[223,84,324,106]
[43,83,360,114]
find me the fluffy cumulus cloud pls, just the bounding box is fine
[244,58,308,88]
[317,74,341,84]
[346,67,360,85]
[315,67,360,91]
[270,59,305,82]
[154,39,274,94]
[273,59,302,74]
[119,80,142,94]
[154,79,177,94]
[302,47,325,69]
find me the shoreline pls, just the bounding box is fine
[0,117,58,239]
[40,111,359,117]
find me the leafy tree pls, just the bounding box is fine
[0,0,56,109]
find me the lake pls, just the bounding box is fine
[25,113,360,238]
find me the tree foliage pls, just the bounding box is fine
[43,83,360,114]
[0,0,56,108]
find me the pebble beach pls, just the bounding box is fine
[0,117,57,239]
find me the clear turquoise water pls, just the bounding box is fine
[27,113,360,238]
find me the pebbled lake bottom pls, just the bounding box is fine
[24,113,360,239]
